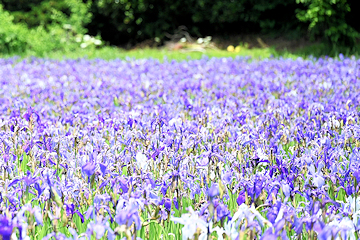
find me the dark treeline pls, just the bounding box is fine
[0,0,359,47]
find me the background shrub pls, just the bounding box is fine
[296,0,360,45]
[0,5,28,54]
[0,0,93,56]
[0,0,359,55]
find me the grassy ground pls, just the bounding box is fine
[1,42,359,61]
[16,46,284,61]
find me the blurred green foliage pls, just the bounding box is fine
[0,0,359,56]
[0,0,95,56]
[0,0,68,28]
[296,0,360,45]
[0,5,28,53]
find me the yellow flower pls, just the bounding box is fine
[235,46,241,52]
[227,45,234,52]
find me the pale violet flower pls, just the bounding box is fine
[313,175,325,188]
[308,164,325,188]
[17,204,43,226]
[328,217,356,240]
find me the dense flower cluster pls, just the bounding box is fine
[0,55,359,239]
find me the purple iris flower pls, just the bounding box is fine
[237,189,246,206]
[0,215,13,240]
[99,163,107,175]
[173,197,179,210]
[82,162,96,176]
[164,198,172,211]
[208,183,219,200]
[215,201,231,221]
[354,170,360,183]
[267,201,282,224]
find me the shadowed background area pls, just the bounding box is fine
[0,0,359,57]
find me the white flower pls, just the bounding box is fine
[347,116,355,125]
[256,148,268,161]
[211,225,226,240]
[209,170,216,180]
[83,34,91,42]
[94,39,102,45]
[224,203,272,239]
[344,196,360,224]
[332,117,340,128]
[288,89,297,97]
[171,206,207,240]
[136,152,148,170]
[169,118,182,127]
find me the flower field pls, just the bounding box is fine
[0,55,359,240]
